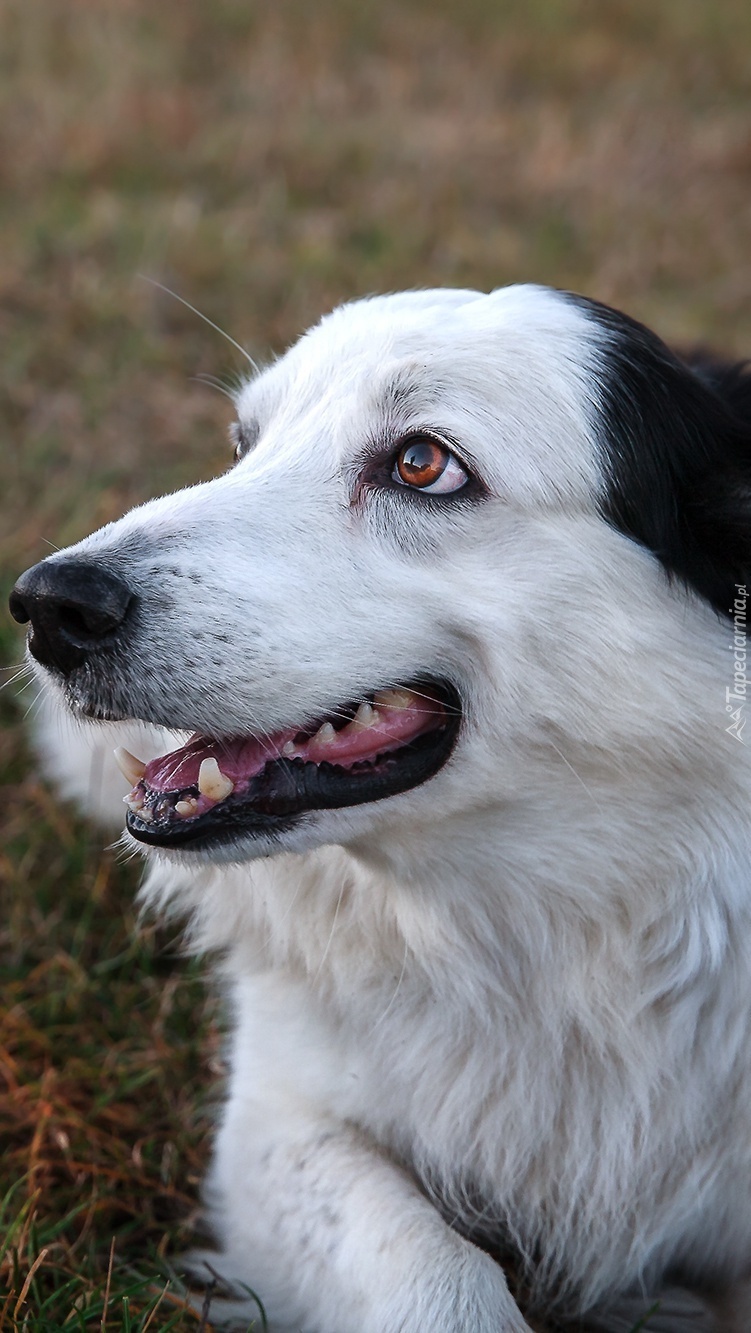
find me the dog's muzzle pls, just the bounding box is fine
[9,558,134,676]
[9,558,463,855]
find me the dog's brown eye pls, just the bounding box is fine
[392,438,468,495]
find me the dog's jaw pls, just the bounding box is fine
[114,680,462,853]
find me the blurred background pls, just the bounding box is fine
[2,1,751,1326]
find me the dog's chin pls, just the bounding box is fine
[123,800,391,868]
[120,679,461,856]
[123,818,316,867]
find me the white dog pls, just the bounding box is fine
[11,286,751,1332]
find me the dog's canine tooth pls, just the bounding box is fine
[197,757,235,801]
[313,722,336,744]
[373,688,415,711]
[351,702,380,730]
[113,746,146,786]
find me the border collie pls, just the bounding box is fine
[11,286,751,1331]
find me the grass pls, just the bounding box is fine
[2,0,751,1326]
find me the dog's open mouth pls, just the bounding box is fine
[119,680,460,849]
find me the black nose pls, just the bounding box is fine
[9,558,134,676]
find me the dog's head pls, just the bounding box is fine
[10,285,751,862]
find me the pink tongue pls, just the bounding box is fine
[143,731,296,793]
[142,695,445,794]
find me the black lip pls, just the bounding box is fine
[126,681,462,852]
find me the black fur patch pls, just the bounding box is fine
[567,294,751,619]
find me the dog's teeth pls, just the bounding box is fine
[352,702,380,730]
[197,757,234,801]
[113,747,146,785]
[313,722,336,745]
[123,793,145,811]
[282,740,296,757]
[373,688,414,710]
[137,807,154,823]
[175,797,199,818]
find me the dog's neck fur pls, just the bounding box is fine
[149,767,751,1316]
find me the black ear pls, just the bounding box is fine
[567,294,751,619]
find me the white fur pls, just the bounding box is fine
[30,286,751,1330]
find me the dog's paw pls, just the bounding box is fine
[178,1239,533,1333]
[376,1241,533,1333]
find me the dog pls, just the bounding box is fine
[10,284,751,1332]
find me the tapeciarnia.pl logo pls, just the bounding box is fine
[726,584,748,742]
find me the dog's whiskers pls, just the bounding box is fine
[113,830,142,863]
[311,878,346,987]
[546,739,604,816]
[140,276,259,372]
[369,938,409,1034]
[368,684,462,718]
[191,374,240,404]
[0,664,34,693]
[22,695,46,726]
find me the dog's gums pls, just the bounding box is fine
[117,682,461,848]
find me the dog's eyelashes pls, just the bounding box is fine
[391,436,469,495]
[229,422,243,462]
[230,419,260,463]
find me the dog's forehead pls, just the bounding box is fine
[235,285,604,503]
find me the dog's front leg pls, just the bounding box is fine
[197,971,532,1333]
[204,1093,532,1333]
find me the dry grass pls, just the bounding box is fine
[2,0,751,1326]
